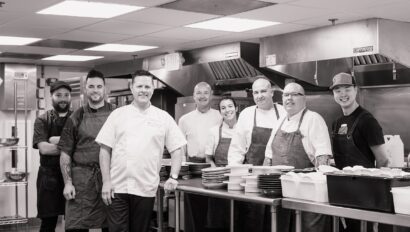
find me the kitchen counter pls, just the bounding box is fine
[282,198,410,232]
[158,178,281,232]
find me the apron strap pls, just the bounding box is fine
[253,104,280,128]
[347,111,367,139]
[296,109,308,131]
[273,103,279,120]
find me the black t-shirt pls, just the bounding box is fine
[332,106,385,164]
[33,109,72,167]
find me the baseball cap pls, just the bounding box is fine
[329,72,356,90]
[50,80,72,94]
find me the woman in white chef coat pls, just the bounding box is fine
[205,97,238,231]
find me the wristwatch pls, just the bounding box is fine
[170,174,178,180]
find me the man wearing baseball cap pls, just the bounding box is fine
[330,72,390,232]
[33,80,72,231]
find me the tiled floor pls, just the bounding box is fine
[0,217,101,232]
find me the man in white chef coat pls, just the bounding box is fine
[228,77,286,232]
[96,70,186,232]
[264,82,332,232]
[178,82,222,232]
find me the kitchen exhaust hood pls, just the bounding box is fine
[260,18,410,88]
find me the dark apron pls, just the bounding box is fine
[332,111,375,169]
[243,105,279,165]
[65,106,111,229]
[207,124,231,229]
[237,107,279,232]
[271,109,329,232]
[37,110,71,218]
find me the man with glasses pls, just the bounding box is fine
[264,82,332,232]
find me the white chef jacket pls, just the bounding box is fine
[95,104,186,197]
[178,108,222,158]
[228,104,286,165]
[204,122,236,156]
[265,108,332,163]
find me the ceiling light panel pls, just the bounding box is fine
[86,44,157,52]
[43,55,103,61]
[37,1,144,18]
[0,36,42,45]
[185,17,281,32]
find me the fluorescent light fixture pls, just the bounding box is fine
[42,55,103,61]
[37,1,144,18]
[0,36,42,45]
[86,44,157,52]
[186,17,281,32]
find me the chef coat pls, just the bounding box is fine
[228,104,285,165]
[265,108,332,162]
[204,122,236,156]
[95,104,187,197]
[178,108,222,158]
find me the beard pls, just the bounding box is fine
[52,100,70,113]
[88,94,104,105]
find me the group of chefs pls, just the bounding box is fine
[32,68,390,232]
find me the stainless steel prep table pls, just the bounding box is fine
[282,198,410,232]
[158,178,281,232]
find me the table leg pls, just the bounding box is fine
[271,205,277,232]
[360,221,367,232]
[332,216,339,232]
[295,210,302,232]
[156,189,164,232]
[175,191,180,232]
[230,200,234,232]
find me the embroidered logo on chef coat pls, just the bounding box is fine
[338,124,348,135]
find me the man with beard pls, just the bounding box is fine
[58,70,113,231]
[178,82,222,232]
[227,78,285,232]
[33,80,72,232]
[265,82,332,232]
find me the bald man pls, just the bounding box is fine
[264,83,332,232]
[227,78,286,232]
[178,82,222,232]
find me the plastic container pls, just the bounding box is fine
[391,186,410,215]
[280,172,328,203]
[326,174,410,212]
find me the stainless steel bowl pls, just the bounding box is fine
[5,171,26,181]
[0,138,19,147]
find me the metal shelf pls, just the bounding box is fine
[0,146,28,150]
[0,216,28,225]
[0,181,27,187]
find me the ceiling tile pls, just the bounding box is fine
[147,27,229,40]
[0,10,20,25]
[289,0,403,10]
[82,20,171,36]
[291,12,367,27]
[232,4,333,23]
[5,46,75,55]
[245,23,315,36]
[51,30,134,43]
[119,35,192,46]
[0,0,60,13]
[0,25,67,38]
[116,8,219,26]
[352,1,410,22]
[94,0,176,7]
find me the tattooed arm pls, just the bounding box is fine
[60,151,75,200]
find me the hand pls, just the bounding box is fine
[164,178,178,195]
[63,182,76,200]
[49,136,60,145]
[315,155,331,168]
[263,157,272,166]
[101,181,115,206]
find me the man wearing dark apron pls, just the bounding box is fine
[228,78,285,232]
[179,82,222,232]
[205,97,238,231]
[33,81,72,232]
[59,70,113,231]
[265,83,332,232]
[330,73,390,232]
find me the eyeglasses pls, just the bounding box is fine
[282,92,304,98]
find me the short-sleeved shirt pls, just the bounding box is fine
[178,109,222,158]
[33,109,72,167]
[332,106,385,164]
[205,122,236,156]
[265,109,332,162]
[95,104,187,197]
[228,104,286,165]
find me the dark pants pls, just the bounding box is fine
[234,202,271,232]
[106,193,155,232]
[184,193,209,232]
[66,228,109,232]
[39,216,58,232]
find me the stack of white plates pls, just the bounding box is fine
[241,175,259,193]
[201,167,230,189]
